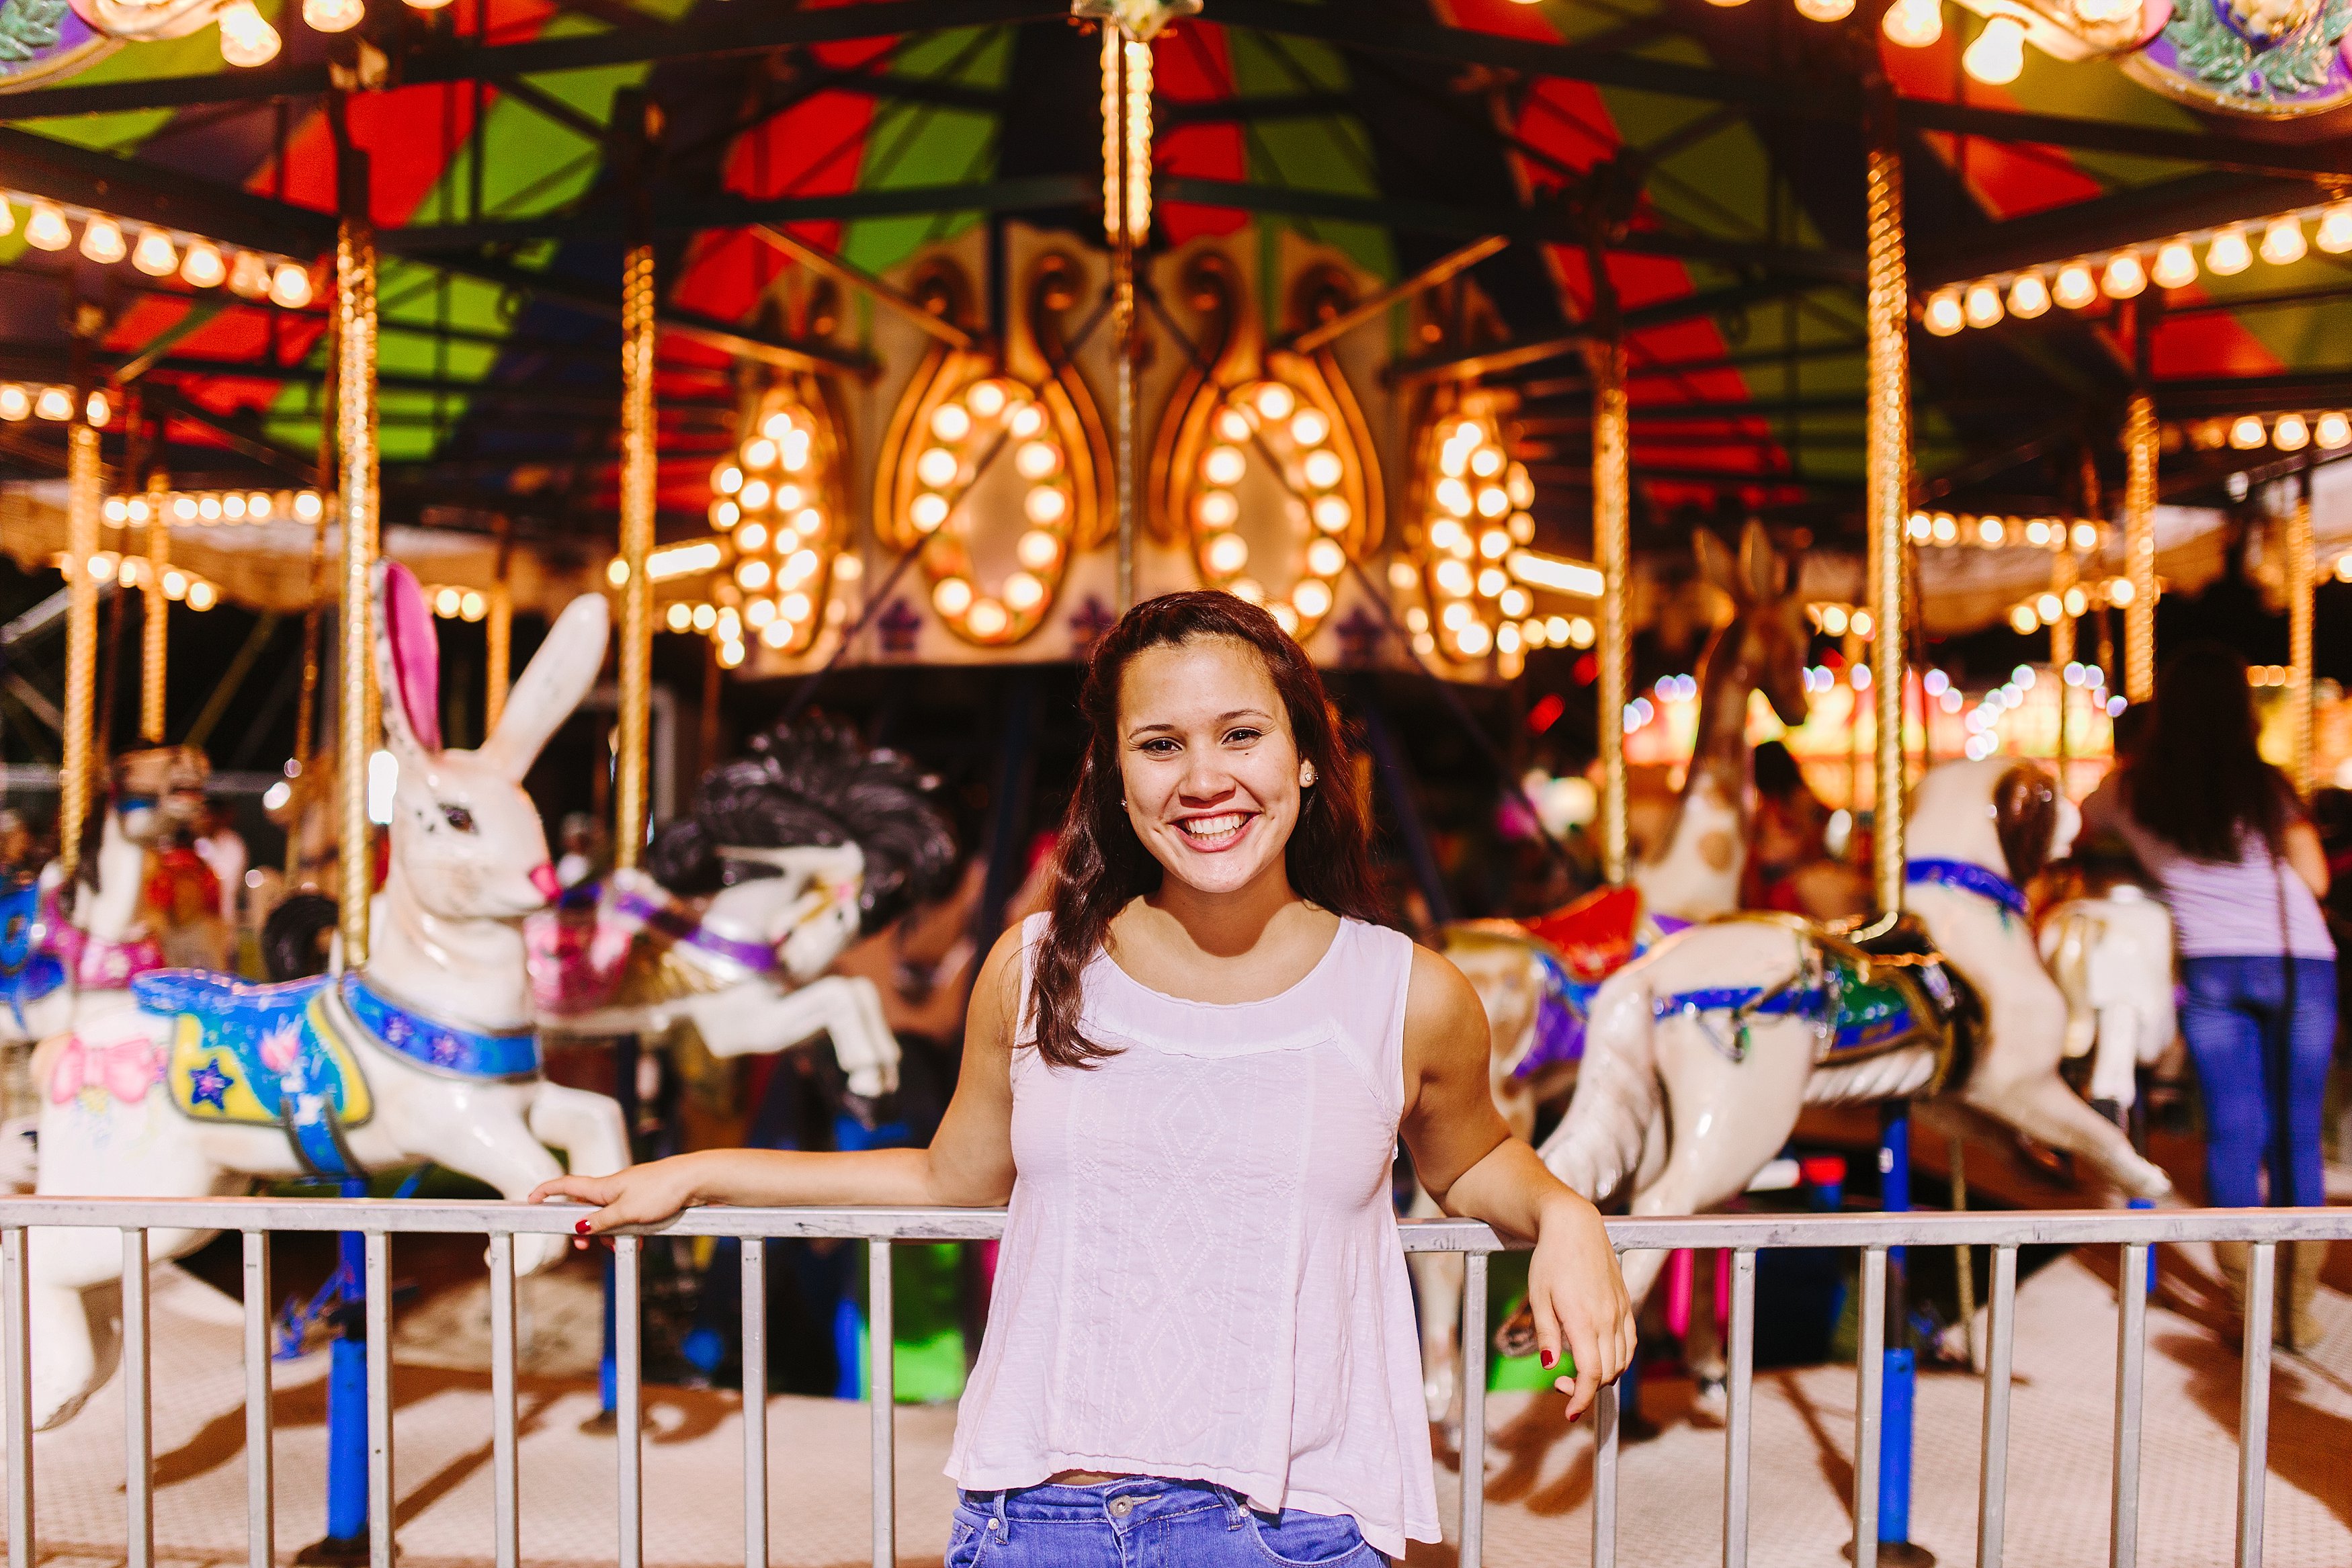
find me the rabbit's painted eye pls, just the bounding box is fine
[439,803,477,833]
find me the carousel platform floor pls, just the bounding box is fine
[5,1237,2347,1568]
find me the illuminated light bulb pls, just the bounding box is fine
[1294,579,1333,620]
[33,387,72,421]
[103,496,128,525]
[738,478,771,511]
[1434,558,1474,597]
[780,592,813,622]
[198,494,222,521]
[1202,445,1247,486]
[167,235,218,291]
[1882,0,1943,46]
[1016,529,1061,570]
[2318,411,2351,449]
[1851,610,1874,638]
[709,499,740,529]
[1474,483,1509,517]
[915,447,958,488]
[248,491,273,520]
[84,391,109,427]
[1204,533,1249,576]
[2010,605,2040,636]
[228,250,270,298]
[1429,519,1467,554]
[1307,539,1345,577]
[1441,601,1472,632]
[1253,383,1294,421]
[1269,603,1299,637]
[1215,408,1253,443]
[1007,402,1045,439]
[1003,572,1046,613]
[714,464,743,495]
[1923,289,1965,336]
[217,1,281,67]
[2036,593,2062,624]
[268,263,312,308]
[1908,511,1932,542]
[2207,225,2253,275]
[735,520,769,554]
[1015,441,1060,480]
[967,381,1009,419]
[1469,446,1505,479]
[778,431,810,472]
[1198,490,1240,528]
[1978,516,2007,545]
[689,604,716,632]
[911,493,950,534]
[737,439,780,474]
[407,0,456,11]
[2072,521,2099,550]
[1312,496,1351,533]
[173,495,198,521]
[77,221,124,271]
[1499,587,1531,619]
[2025,519,2051,546]
[2101,250,2147,299]
[305,0,364,28]
[736,559,771,591]
[1964,281,2005,329]
[1962,14,2026,84]
[1793,0,1853,18]
[435,587,464,618]
[667,603,693,632]
[131,228,177,277]
[2261,214,2307,265]
[716,641,744,670]
[1457,619,1494,657]
[23,201,69,251]
[930,403,972,442]
[1434,476,1473,517]
[2152,240,2198,289]
[778,549,821,588]
[2230,414,2268,449]
[1025,487,1068,524]
[1931,513,1958,544]
[0,200,12,238]
[1479,527,1511,560]
[2274,412,2311,451]
[2319,204,2352,255]
[1478,566,1509,599]
[2007,271,2050,318]
[2064,586,2089,617]
[294,490,324,520]
[185,580,216,611]
[745,598,777,631]
[932,577,974,619]
[1290,409,1331,447]
[1438,442,1470,478]
[967,599,1009,639]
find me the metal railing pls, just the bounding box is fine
[1,1199,2347,1568]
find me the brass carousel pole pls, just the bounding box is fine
[141,487,169,745]
[485,518,513,735]
[335,130,380,967]
[1591,331,1630,885]
[1865,110,1909,918]
[2124,391,2158,704]
[614,97,659,874]
[58,319,102,881]
[1101,21,1149,613]
[2290,465,2316,795]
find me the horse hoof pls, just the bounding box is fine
[1688,1375,1727,1427]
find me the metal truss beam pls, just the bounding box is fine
[1390,277,1835,382]
[1911,171,2334,289]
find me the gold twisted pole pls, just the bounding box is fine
[58,413,102,881]
[141,491,169,744]
[1101,24,1149,612]
[616,243,657,871]
[2051,548,2077,771]
[1865,132,1909,918]
[2290,473,2315,795]
[1591,334,1630,886]
[486,523,513,736]
[337,174,380,967]
[2124,391,2158,704]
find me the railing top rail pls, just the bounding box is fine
[0,1196,2346,1248]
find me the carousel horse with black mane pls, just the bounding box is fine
[22,563,629,1430]
[1415,519,1812,1429]
[526,717,960,1106]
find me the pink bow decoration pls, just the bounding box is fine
[50,1030,162,1106]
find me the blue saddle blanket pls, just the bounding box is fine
[0,879,65,1027]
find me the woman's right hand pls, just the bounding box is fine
[529,1153,704,1239]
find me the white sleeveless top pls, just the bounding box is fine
[944,914,1441,1558]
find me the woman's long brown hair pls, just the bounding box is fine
[1026,592,1380,1069]
[2123,639,2292,861]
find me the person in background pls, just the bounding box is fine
[1745,740,1870,920]
[555,812,605,889]
[190,799,248,926]
[0,811,32,879]
[2081,641,2337,1352]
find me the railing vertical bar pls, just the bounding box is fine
[2235,1242,2275,1568]
[618,1234,644,1568]
[742,1239,768,1568]
[488,1231,519,1568]
[1592,1270,1621,1568]
[1852,1246,1888,1568]
[365,1230,393,1568]
[1976,1244,2019,1568]
[868,1238,894,1568]
[3,1228,31,1568]
[2109,1242,2149,1568]
[1723,1248,1757,1568]
[242,1231,274,1568]
[1460,1248,1488,1568]
[122,1227,153,1568]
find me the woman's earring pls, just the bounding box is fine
[1300,763,1318,788]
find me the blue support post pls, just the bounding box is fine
[2129,1196,2157,1291]
[1874,1102,1933,1565]
[598,1033,641,1420]
[296,1179,372,1565]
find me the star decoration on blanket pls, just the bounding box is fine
[186,1058,235,1111]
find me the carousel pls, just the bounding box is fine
[0,0,2345,1563]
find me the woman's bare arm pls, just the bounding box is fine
[530,927,1024,1233]
[1398,945,1634,1420]
[2285,820,2330,900]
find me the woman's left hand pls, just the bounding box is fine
[1525,1194,1636,1420]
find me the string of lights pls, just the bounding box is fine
[103,488,330,526]
[3,194,315,306]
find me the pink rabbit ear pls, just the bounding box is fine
[380,561,443,755]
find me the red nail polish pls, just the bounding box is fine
[575,1219,591,1235]
[1540,1350,1556,1369]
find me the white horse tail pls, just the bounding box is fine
[1535,970,1658,1204]
[1802,1043,1939,1106]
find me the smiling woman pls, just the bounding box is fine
[529,591,1634,1568]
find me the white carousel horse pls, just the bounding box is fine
[1535,756,2175,1319]
[1413,521,1813,1430]
[2038,879,2177,1119]
[22,562,630,1430]
[528,720,958,1104]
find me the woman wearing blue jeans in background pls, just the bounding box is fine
[2084,640,2337,1352]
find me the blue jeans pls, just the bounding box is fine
[948,1479,1384,1567]
[2178,956,2337,1209]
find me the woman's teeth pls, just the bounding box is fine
[1177,813,1249,844]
